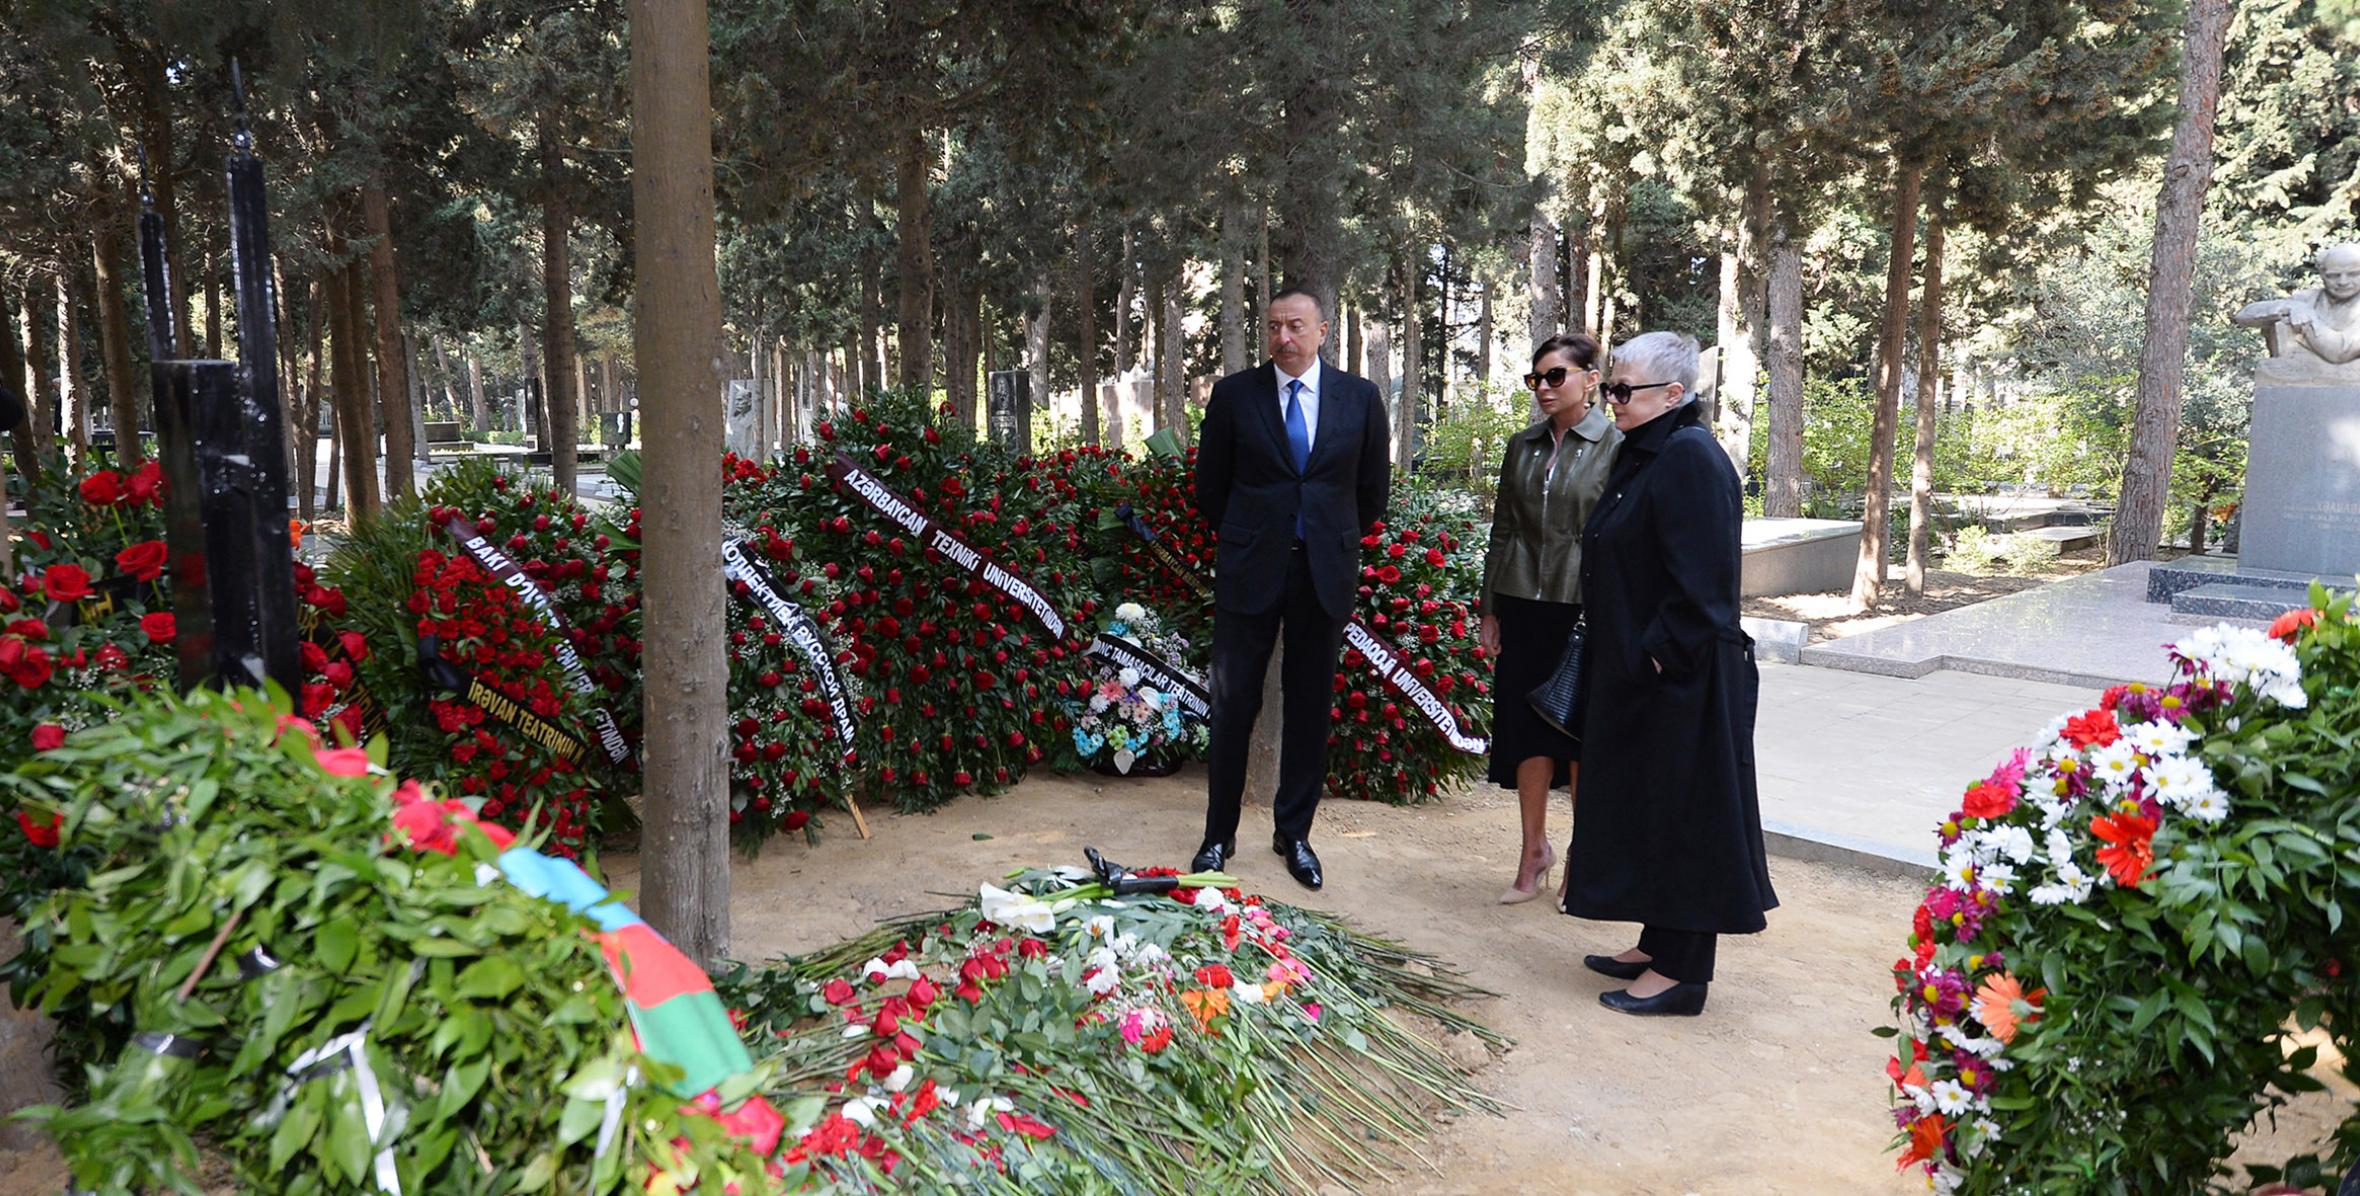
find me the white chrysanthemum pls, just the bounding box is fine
[2179,623,2307,708]
[2147,754,2223,812]
[1117,667,1142,688]
[2035,713,2073,748]
[1115,602,1148,623]
[2126,719,2195,757]
[2183,788,2231,823]
[1930,1079,1975,1116]
[1130,940,1170,966]
[1985,824,2036,865]
[1085,965,1121,997]
[1088,694,1110,713]
[1941,1024,2003,1058]
[2088,739,2143,786]
[2030,860,2094,906]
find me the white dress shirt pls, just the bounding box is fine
[1275,362,1321,453]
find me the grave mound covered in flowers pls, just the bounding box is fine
[1887,592,2360,1193]
[3,682,1508,1194]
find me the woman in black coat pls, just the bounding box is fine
[1562,331,1776,1017]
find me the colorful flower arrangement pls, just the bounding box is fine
[1887,598,2360,1193]
[1059,602,1209,776]
[717,857,1508,1192]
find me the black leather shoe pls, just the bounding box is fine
[1583,954,1649,982]
[1273,835,1323,890]
[1190,839,1235,873]
[1599,982,1708,1017]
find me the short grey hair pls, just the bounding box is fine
[1609,331,1702,402]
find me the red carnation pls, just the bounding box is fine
[1960,782,2015,821]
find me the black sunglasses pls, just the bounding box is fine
[1600,380,1676,405]
[1522,366,1590,390]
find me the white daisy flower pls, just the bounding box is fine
[1930,1078,1974,1116]
[1977,861,2018,896]
[1941,852,1978,892]
[2087,740,2142,786]
[2126,720,2194,757]
[2184,788,2231,822]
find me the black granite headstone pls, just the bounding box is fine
[987,369,1031,455]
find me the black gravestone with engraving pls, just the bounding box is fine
[987,370,1031,455]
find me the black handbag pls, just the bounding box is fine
[1525,619,1587,740]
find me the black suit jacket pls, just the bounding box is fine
[1193,360,1391,619]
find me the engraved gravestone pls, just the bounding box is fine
[987,369,1031,455]
[2231,244,2360,577]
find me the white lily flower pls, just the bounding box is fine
[978,883,1058,933]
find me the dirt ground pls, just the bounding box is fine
[6,764,2350,1195]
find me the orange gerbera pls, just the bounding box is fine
[1973,972,2046,1044]
[1179,988,1230,1031]
[1896,1114,1949,1169]
[2268,607,2320,642]
[2091,810,2156,888]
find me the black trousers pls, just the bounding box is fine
[1204,544,1348,846]
[1637,926,1717,984]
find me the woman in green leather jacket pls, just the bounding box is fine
[1479,332,1622,904]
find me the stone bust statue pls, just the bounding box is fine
[2236,243,2360,383]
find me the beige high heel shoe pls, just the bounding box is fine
[1498,845,1560,905]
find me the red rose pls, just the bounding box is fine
[6,618,48,641]
[115,539,169,582]
[78,470,125,506]
[339,630,370,662]
[141,612,177,643]
[782,810,811,831]
[1,640,53,688]
[41,564,92,604]
[15,810,61,848]
[31,723,65,751]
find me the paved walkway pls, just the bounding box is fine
[1755,662,2095,872]
[1799,561,2232,688]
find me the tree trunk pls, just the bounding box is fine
[360,181,416,497]
[1764,220,1806,518]
[23,277,56,454]
[859,241,883,393]
[943,269,975,426]
[844,328,864,402]
[1347,304,1362,377]
[466,352,489,436]
[1146,273,1166,422]
[202,250,222,360]
[1529,210,1561,343]
[129,52,192,356]
[62,271,89,462]
[93,227,142,464]
[630,0,731,965]
[325,260,381,522]
[1851,160,1924,609]
[1161,276,1185,442]
[1221,203,1248,375]
[1906,198,1948,596]
[298,274,325,519]
[2113,0,2234,566]
[1026,277,1052,438]
[894,125,933,391]
[1076,228,1099,445]
[433,337,462,426]
[1367,314,1393,440]
[1256,206,1272,314]
[1,292,36,480]
[1113,225,1137,375]
[1475,278,1494,389]
[1396,255,1420,473]
[541,132,580,496]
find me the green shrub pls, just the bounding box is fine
[1944,526,2005,572]
[1999,532,2062,573]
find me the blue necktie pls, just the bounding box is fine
[1285,378,1310,539]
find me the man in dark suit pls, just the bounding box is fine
[1190,288,1391,889]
